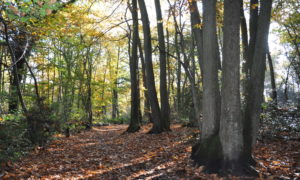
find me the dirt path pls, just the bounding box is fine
[3,125,200,179]
[2,124,300,179]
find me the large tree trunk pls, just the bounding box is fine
[191,0,222,172]
[154,0,170,130]
[243,0,273,164]
[127,0,141,133]
[220,0,244,174]
[138,0,163,134]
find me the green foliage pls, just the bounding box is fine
[0,113,32,162]
[3,0,61,24]
[102,115,130,124]
[25,104,58,145]
[67,108,87,133]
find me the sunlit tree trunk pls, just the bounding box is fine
[138,0,163,134]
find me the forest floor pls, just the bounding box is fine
[1,124,299,180]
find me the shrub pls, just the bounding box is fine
[25,104,58,145]
[0,113,31,162]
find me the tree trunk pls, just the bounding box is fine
[138,0,163,134]
[85,48,93,129]
[24,59,41,106]
[267,49,277,105]
[188,0,204,76]
[127,0,141,133]
[138,38,152,123]
[191,0,222,172]
[0,47,3,96]
[112,47,120,119]
[220,0,244,174]
[284,65,290,102]
[9,50,26,113]
[243,0,273,164]
[240,0,249,99]
[246,0,259,77]
[154,0,170,130]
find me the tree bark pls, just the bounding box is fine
[220,0,244,174]
[188,0,204,76]
[243,0,273,164]
[138,0,163,134]
[267,49,277,105]
[127,0,141,133]
[191,0,222,172]
[246,0,259,77]
[154,0,170,130]
[138,38,152,123]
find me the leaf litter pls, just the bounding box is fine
[1,124,299,179]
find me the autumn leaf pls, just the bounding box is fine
[251,3,259,9]
[8,5,20,15]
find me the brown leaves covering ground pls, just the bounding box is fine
[1,124,300,180]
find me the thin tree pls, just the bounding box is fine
[267,48,277,105]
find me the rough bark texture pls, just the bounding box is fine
[138,0,163,134]
[154,0,170,131]
[191,0,221,172]
[247,0,259,76]
[188,0,204,78]
[244,0,273,163]
[127,0,141,133]
[220,0,244,174]
[199,0,220,140]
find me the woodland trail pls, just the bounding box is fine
[2,124,300,179]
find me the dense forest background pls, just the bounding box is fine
[0,0,299,178]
